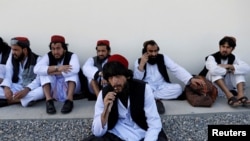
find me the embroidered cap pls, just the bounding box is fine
[97,40,110,46]
[10,37,30,48]
[51,35,65,43]
[108,54,128,69]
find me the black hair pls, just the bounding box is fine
[96,44,111,51]
[0,37,10,53]
[103,61,133,81]
[142,40,160,54]
[49,42,68,51]
[219,36,236,48]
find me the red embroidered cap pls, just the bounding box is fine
[51,35,65,43]
[97,40,110,46]
[108,54,128,69]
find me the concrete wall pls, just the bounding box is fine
[1,0,250,86]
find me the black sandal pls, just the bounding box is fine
[238,96,250,106]
[228,96,242,107]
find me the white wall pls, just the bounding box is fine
[1,0,250,86]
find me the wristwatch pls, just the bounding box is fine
[54,66,58,71]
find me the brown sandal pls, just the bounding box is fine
[238,96,250,106]
[228,96,242,107]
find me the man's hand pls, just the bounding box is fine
[138,53,149,71]
[4,87,13,101]
[218,64,235,73]
[190,78,206,88]
[103,91,117,113]
[101,79,108,86]
[101,91,117,128]
[58,65,72,73]
[13,88,30,99]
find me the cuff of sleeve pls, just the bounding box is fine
[94,71,100,80]
[187,77,193,85]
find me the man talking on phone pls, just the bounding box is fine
[133,40,204,114]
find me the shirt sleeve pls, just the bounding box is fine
[26,57,42,90]
[144,84,162,141]
[205,56,227,76]
[26,75,41,90]
[233,55,250,75]
[34,54,50,75]
[91,90,108,136]
[163,54,192,85]
[1,55,13,87]
[133,59,146,80]
[61,53,80,77]
[82,57,98,79]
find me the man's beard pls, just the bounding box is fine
[97,56,108,64]
[55,54,65,63]
[13,52,25,62]
[148,56,158,65]
[219,53,229,60]
[117,82,129,107]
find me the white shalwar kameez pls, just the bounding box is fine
[205,55,250,97]
[92,84,162,141]
[82,57,108,94]
[0,56,44,107]
[134,54,193,99]
[34,53,81,102]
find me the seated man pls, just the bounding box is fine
[134,40,204,114]
[82,40,111,99]
[199,36,250,107]
[0,37,44,107]
[82,54,168,141]
[34,35,81,114]
[0,37,11,84]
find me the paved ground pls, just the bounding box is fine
[1,90,250,141]
[1,93,250,120]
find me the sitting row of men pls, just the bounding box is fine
[0,35,250,140]
[82,36,250,114]
[0,36,250,112]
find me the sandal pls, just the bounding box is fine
[238,96,250,106]
[228,96,242,107]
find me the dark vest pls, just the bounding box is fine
[48,51,73,66]
[93,56,103,71]
[102,79,148,130]
[0,47,11,64]
[138,54,170,83]
[12,52,39,83]
[199,52,235,76]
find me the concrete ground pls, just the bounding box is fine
[1,91,250,120]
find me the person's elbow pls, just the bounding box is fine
[33,66,39,74]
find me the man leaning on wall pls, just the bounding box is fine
[0,37,44,107]
[34,35,81,114]
[82,40,111,100]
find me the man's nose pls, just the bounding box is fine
[111,76,119,83]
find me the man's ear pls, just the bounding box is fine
[23,47,28,54]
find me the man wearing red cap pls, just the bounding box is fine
[0,37,44,107]
[0,37,11,84]
[83,54,168,141]
[82,40,111,99]
[134,40,205,114]
[34,35,81,114]
[199,36,250,107]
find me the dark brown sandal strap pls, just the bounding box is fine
[228,96,238,105]
[238,96,248,103]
